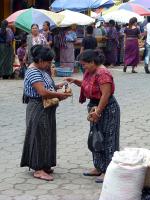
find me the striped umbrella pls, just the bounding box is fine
[51,0,114,12]
[103,2,150,16]
[6,8,64,32]
[130,0,150,9]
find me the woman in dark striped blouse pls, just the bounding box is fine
[21,45,71,181]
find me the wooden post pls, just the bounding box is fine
[4,0,11,19]
[87,9,91,17]
[0,0,4,23]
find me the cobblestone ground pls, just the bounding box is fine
[0,66,150,200]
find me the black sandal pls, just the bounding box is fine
[95,177,104,183]
[123,66,127,72]
[83,172,102,177]
[132,70,138,73]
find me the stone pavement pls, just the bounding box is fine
[0,66,150,200]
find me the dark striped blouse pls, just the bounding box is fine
[24,68,55,98]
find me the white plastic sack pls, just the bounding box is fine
[99,149,147,200]
[124,148,150,166]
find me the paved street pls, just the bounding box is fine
[0,66,150,200]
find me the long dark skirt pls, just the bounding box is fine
[0,43,13,77]
[105,41,118,65]
[124,38,139,67]
[60,42,75,69]
[21,99,57,171]
[88,96,120,173]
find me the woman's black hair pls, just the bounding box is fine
[20,38,27,46]
[129,17,137,28]
[31,45,54,63]
[78,49,105,66]
[86,26,93,35]
[31,24,39,29]
[44,21,50,30]
[109,20,115,27]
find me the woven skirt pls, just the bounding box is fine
[88,96,120,173]
[0,43,13,77]
[21,99,57,171]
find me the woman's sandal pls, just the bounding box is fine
[33,172,54,181]
[83,172,102,177]
[95,177,104,183]
[123,66,127,72]
[132,70,138,73]
[95,174,105,183]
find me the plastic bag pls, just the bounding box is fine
[88,123,104,153]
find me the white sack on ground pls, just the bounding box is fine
[99,149,148,200]
[124,148,150,166]
[124,148,150,188]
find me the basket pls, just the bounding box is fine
[56,67,73,77]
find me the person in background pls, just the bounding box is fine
[144,16,150,74]
[41,21,53,48]
[21,45,71,181]
[105,20,118,67]
[53,28,60,68]
[17,39,27,67]
[66,50,120,183]
[17,39,27,78]
[80,26,97,53]
[119,24,126,65]
[124,17,141,73]
[116,23,122,65]
[59,26,77,69]
[92,22,101,37]
[0,20,14,79]
[26,24,47,65]
[97,22,107,53]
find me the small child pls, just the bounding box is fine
[17,39,26,66]
[17,39,27,78]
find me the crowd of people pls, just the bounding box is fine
[0,16,150,182]
[0,16,150,79]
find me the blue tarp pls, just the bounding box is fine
[50,0,114,12]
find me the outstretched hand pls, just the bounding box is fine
[64,78,75,84]
[56,82,65,90]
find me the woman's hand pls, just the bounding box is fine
[88,107,101,123]
[64,78,82,87]
[57,92,72,101]
[56,82,65,90]
[89,111,100,123]
[64,78,75,84]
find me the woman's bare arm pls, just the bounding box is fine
[96,83,112,115]
[89,83,112,122]
[32,82,71,100]
[65,78,82,87]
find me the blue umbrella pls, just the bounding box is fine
[50,0,114,12]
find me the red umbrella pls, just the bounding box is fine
[118,2,150,16]
[6,9,27,25]
[130,0,150,9]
